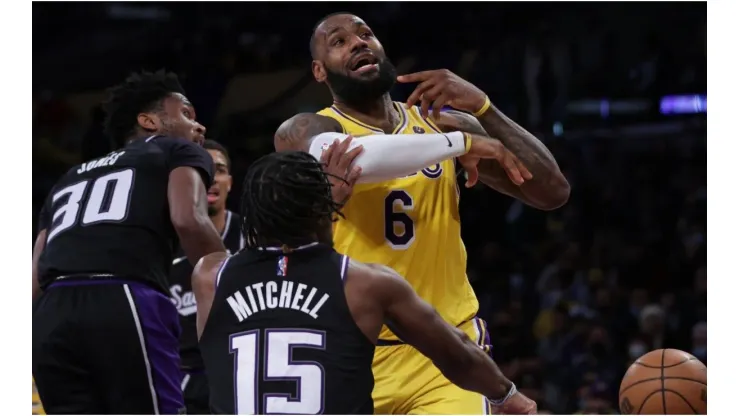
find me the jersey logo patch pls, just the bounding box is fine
[277,256,289,277]
[413,126,425,134]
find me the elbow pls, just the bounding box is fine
[171,210,207,235]
[533,173,571,211]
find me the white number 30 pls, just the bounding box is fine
[46,169,135,242]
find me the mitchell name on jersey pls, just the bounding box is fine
[226,279,330,322]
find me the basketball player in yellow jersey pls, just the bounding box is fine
[274,12,569,414]
[32,378,45,414]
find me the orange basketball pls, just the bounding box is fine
[619,348,706,414]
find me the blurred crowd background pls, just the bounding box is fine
[33,2,706,414]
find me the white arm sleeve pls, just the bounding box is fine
[308,131,468,184]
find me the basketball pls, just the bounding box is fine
[619,349,706,414]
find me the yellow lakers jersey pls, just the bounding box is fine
[317,102,479,340]
[32,378,45,415]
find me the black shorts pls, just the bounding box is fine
[32,278,185,414]
[181,370,209,414]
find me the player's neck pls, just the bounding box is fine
[333,93,399,133]
[209,209,227,235]
[125,132,157,145]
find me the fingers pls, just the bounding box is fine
[463,164,479,188]
[339,145,364,172]
[419,84,447,118]
[405,79,435,109]
[320,140,337,164]
[514,157,533,180]
[345,166,362,187]
[501,151,525,185]
[396,71,436,84]
[323,136,361,173]
[431,93,451,120]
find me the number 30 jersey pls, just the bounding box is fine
[36,135,214,294]
[316,104,478,342]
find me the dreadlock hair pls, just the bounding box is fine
[241,151,345,251]
[203,139,231,172]
[102,70,185,146]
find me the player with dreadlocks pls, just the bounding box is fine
[32,70,226,414]
[192,151,535,414]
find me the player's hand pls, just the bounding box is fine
[319,137,363,206]
[397,69,487,120]
[490,391,538,415]
[459,134,533,188]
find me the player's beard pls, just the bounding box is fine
[326,58,397,107]
[207,205,219,217]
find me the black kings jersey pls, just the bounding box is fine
[170,209,244,369]
[36,135,214,294]
[199,243,375,415]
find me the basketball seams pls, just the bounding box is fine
[637,390,662,414]
[664,389,699,414]
[619,376,707,395]
[621,349,706,415]
[633,357,695,369]
[660,349,667,415]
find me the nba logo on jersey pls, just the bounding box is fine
[277,256,289,277]
[413,126,426,134]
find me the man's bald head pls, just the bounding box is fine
[310,12,357,59]
[308,12,397,106]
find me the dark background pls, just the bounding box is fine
[33,2,706,414]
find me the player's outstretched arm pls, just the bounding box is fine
[275,113,529,187]
[192,251,230,338]
[361,263,533,410]
[168,166,226,264]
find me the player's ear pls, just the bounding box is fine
[312,60,327,83]
[137,112,160,133]
[226,174,233,193]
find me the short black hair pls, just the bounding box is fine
[241,151,344,251]
[102,70,185,145]
[310,11,354,59]
[203,139,231,172]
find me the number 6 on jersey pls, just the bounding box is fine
[384,190,415,249]
[231,329,326,414]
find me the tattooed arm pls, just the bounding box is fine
[435,109,570,210]
[274,113,345,152]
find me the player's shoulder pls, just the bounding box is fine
[227,210,242,224]
[145,135,205,153]
[347,260,402,284]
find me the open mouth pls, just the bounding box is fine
[350,54,379,74]
[207,187,220,203]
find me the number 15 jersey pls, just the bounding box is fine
[36,136,214,294]
[316,104,479,342]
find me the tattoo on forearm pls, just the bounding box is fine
[437,109,568,208]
